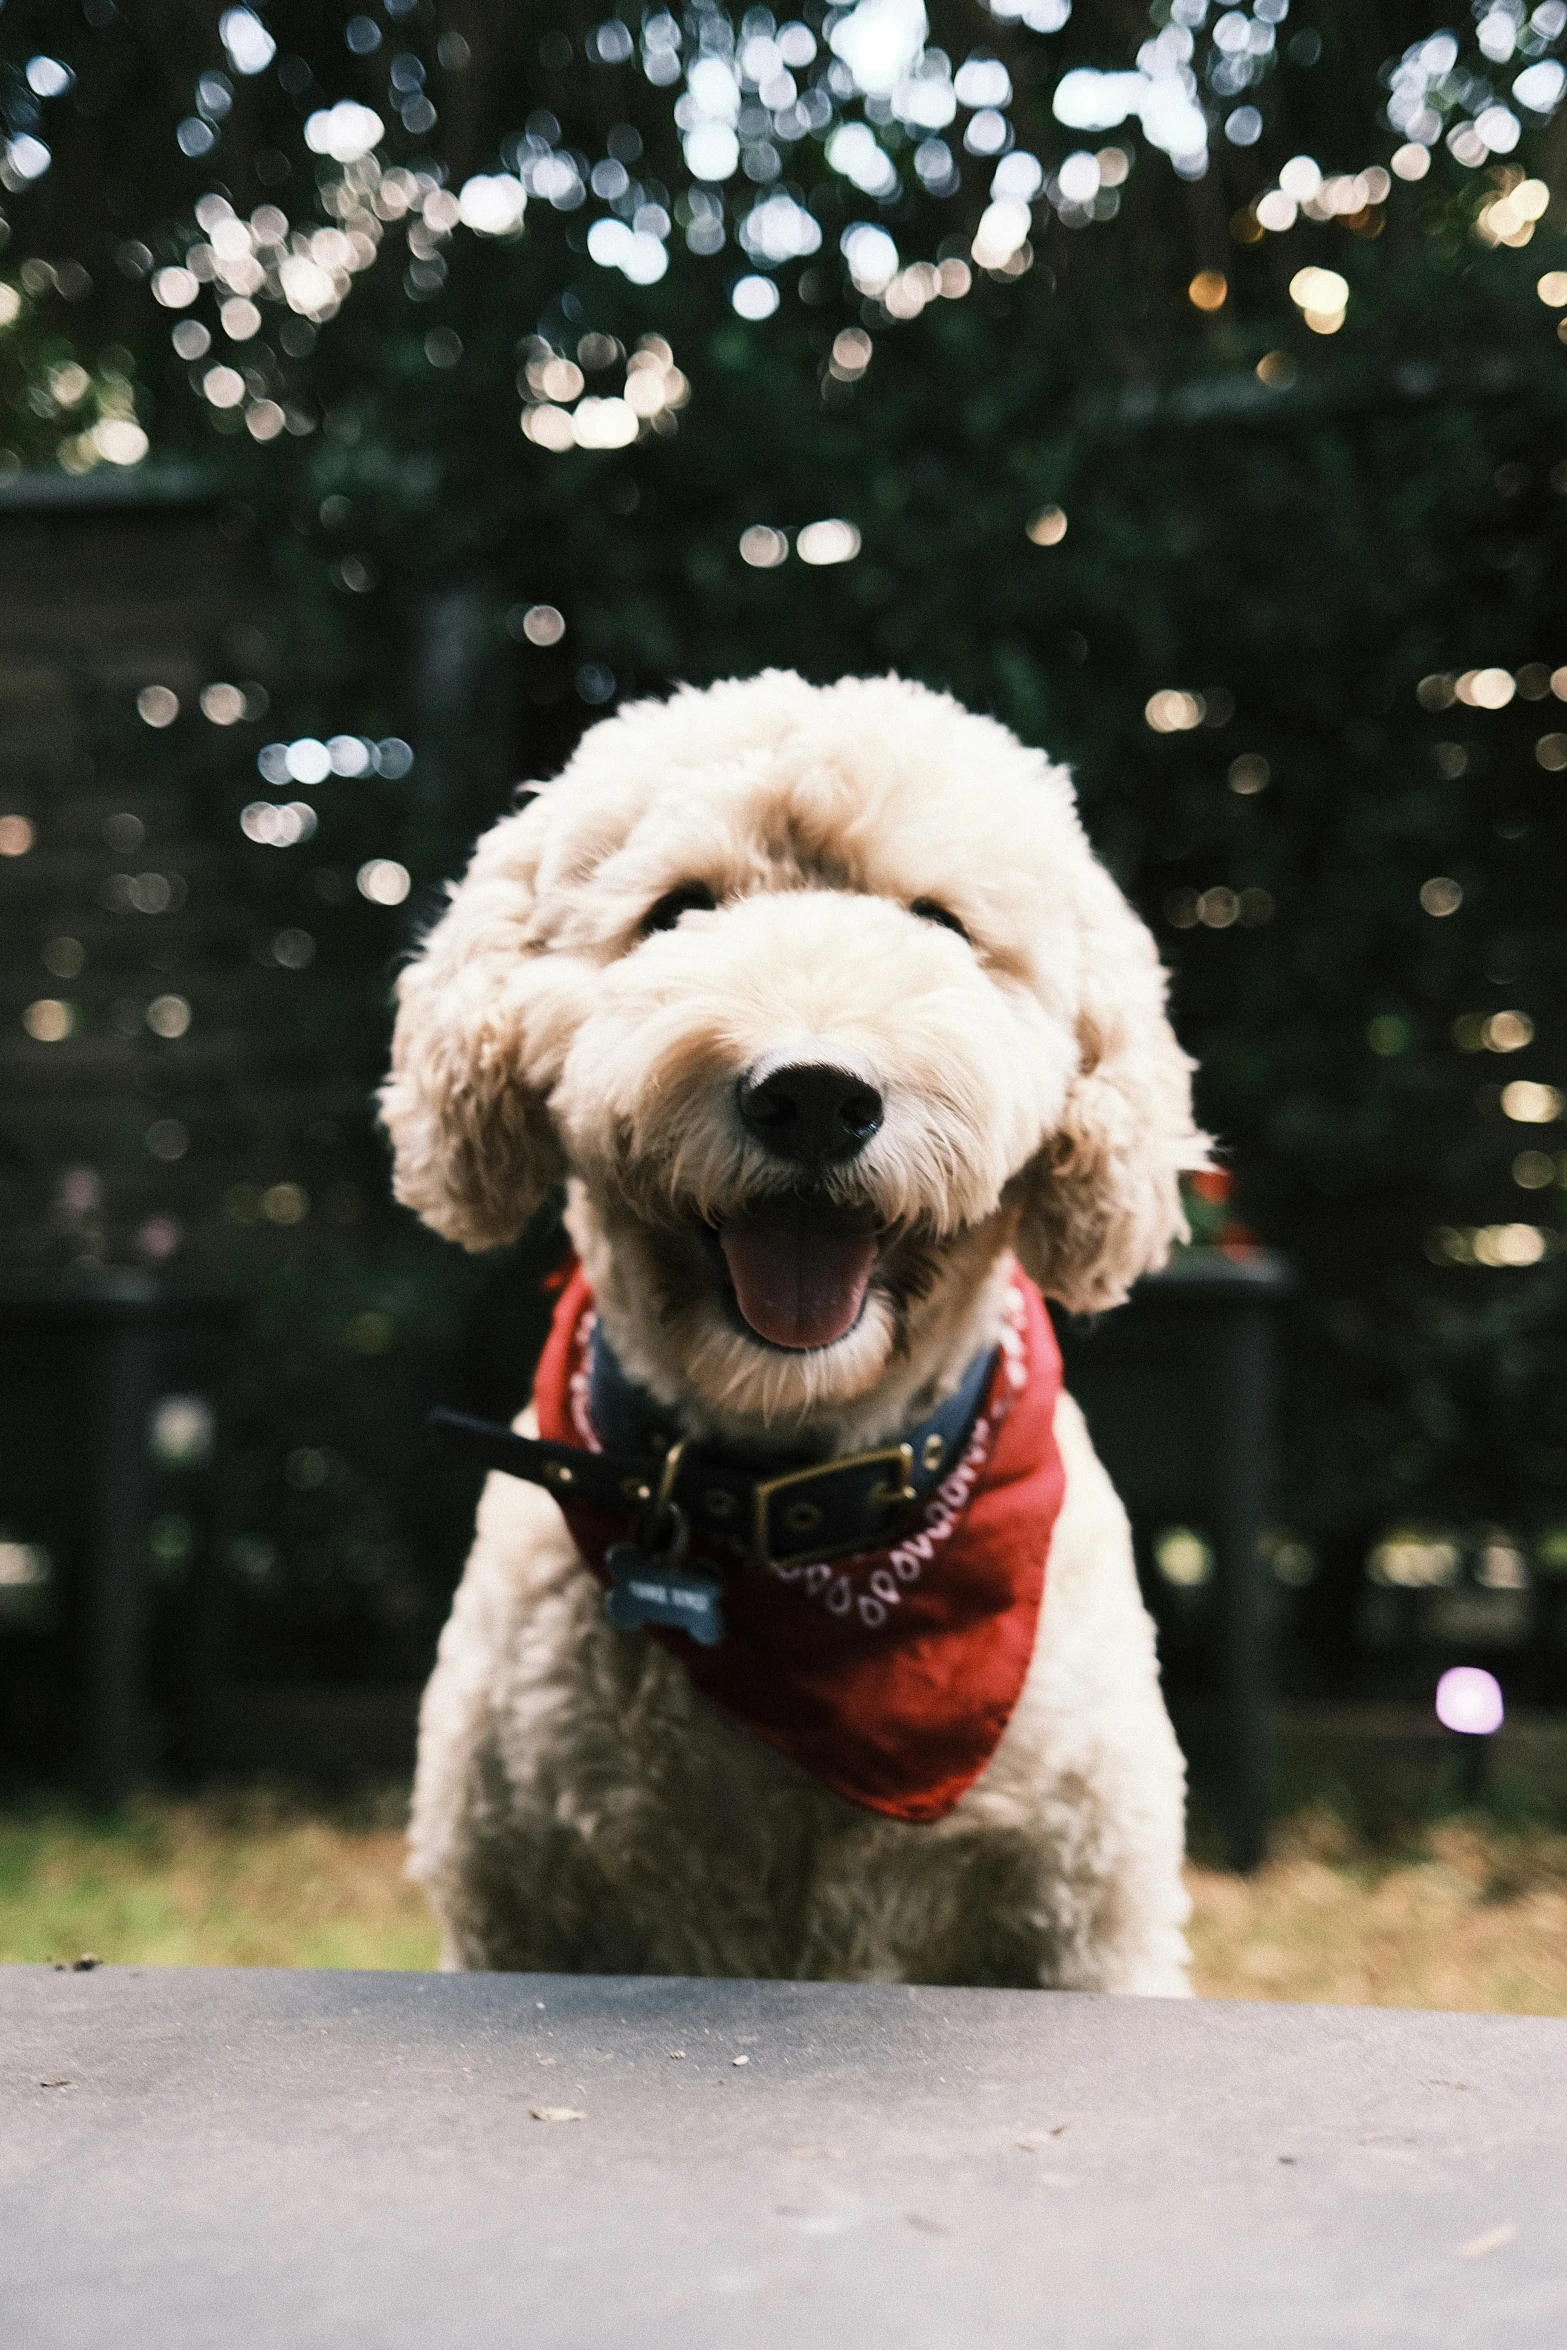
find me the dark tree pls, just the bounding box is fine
[2,0,1566,1702]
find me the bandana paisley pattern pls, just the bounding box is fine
[533,1262,1066,1824]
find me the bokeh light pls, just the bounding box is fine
[731,274,780,319]
[23,999,73,1043]
[1501,1081,1563,1123]
[284,738,332,785]
[357,858,411,905]
[93,420,148,466]
[1146,689,1205,732]
[458,174,527,236]
[202,366,246,410]
[146,994,192,1039]
[1288,265,1349,333]
[830,328,873,380]
[1435,1666,1505,1736]
[739,525,789,567]
[518,604,566,645]
[241,801,318,846]
[1485,1010,1534,1052]
[795,518,861,565]
[304,101,384,164]
[201,683,247,726]
[218,7,275,75]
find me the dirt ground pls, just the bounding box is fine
[3,1792,1566,2012]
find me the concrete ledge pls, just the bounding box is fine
[3,1967,1565,2347]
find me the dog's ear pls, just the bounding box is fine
[1014,858,1208,1315]
[378,808,566,1251]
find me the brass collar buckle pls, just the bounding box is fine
[748,1442,917,1570]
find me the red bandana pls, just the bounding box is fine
[533,1263,1065,1824]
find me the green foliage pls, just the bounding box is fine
[3,0,1567,1692]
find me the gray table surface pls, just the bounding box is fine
[3,1965,1565,2349]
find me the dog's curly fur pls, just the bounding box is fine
[384,671,1206,1993]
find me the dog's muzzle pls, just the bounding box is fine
[720,1061,888,1350]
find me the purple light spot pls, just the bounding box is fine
[1435,1666,1504,1737]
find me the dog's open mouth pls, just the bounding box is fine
[714,1197,880,1352]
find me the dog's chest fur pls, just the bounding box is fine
[407,1390,1192,1993]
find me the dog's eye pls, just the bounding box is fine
[642,882,716,934]
[910,898,970,943]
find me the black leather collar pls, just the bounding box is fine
[430,1333,995,1573]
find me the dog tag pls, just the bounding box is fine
[604,1539,726,1647]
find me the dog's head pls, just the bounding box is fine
[382,672,1205,1429]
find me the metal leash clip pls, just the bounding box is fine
[603,1441,726,1648]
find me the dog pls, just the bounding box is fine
[382,670,1205,1992]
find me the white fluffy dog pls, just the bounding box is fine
[383,670,1205,1993]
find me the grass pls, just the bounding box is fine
[1187,1805,1567,2016]
[2,1789,1566,2013]
[0,1788,440,1971]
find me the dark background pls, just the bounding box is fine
[1,0,1564,1778]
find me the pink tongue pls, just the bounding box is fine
[719,1207,878,1351]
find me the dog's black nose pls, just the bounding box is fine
[737,1062,885,1164]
